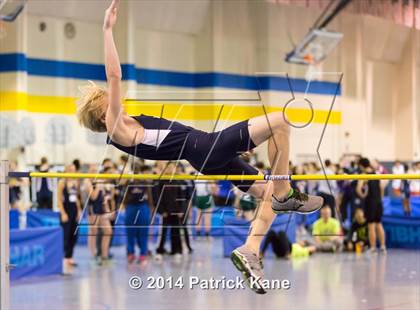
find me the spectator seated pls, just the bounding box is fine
[312,206,343,252]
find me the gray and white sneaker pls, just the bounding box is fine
[272,189,324,214]
[231,245,266,294]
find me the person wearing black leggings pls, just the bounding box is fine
[261,230,292,258]
[155,163,185,258]
[261,230,316,259]
[57,164,81,273]
[177,165,193,253]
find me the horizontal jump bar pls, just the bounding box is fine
[8,172,420,181]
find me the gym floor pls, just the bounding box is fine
[11,239,420,310]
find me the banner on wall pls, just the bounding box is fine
[26,210,60,228]
[10,227,63,281]
[383,216,420,249]
[10,209,19,229]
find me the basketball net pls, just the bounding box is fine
[305,63,323,82]
[303,54,323,82]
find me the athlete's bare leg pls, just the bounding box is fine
[229,180,276,294]
[244,181,276,254]
[230,112,323,294]
[248,112,291,199]
[247,112,323,213]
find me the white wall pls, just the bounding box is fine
[0,1,418,166]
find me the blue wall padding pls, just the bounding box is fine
[223,214,296,257]
[10,226,63,281]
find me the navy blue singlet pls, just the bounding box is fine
[107,115,193,161]
[107,114,259,191]
[90,189,104,215]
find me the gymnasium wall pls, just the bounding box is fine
[0,1,418,166]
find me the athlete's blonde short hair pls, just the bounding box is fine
[77,81,108,132]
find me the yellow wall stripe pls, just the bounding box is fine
[0,92,341,124]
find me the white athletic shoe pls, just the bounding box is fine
[231,245,266,294]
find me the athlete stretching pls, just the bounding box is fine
[77,0,323,294]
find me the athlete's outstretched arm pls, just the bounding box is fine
[103,0,123,132]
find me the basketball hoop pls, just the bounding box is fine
[285,28,343,65]
[303,54,314,64]
[285,28,339,81]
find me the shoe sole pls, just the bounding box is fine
[230,250,267,295]
[271,204,323,215]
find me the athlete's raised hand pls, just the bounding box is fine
[103,0,120,31]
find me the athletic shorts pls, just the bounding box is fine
[195,195,213,210]
[183,120,259,192]
[365,200,383,223]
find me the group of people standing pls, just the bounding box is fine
[8,153,418,272]
[289,156,391,254]
[57,157,214,270]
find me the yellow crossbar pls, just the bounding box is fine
[9,172,420,181]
